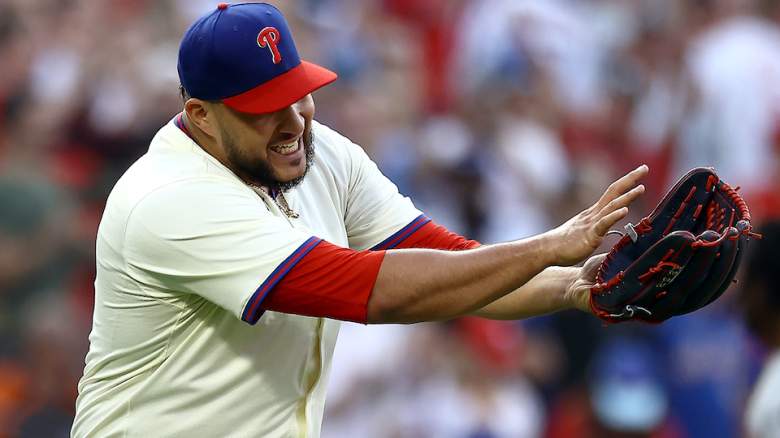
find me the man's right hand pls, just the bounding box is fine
[544,164,648,266]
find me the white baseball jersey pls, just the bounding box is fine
[72,119,422,438]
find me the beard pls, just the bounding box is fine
[222,128,315,192]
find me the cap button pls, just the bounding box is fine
[217,3,229,10]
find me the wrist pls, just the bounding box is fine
[563,266,592,312]
[542,266,582,310]
[536,232,565,267]
[560,267,580,307]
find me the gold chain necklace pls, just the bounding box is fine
[251,184,299,218]
[275,191,299,218]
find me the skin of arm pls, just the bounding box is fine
[470,254,604,320]
[367,165,648,324]
[470,266,580,320]
[369,235,556,324]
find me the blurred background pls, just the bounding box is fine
[1,0,780,436]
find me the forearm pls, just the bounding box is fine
[470,266,580,320]
[272,163,646,324]
[367,235,556,324]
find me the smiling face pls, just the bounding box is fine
[195,94,316,191]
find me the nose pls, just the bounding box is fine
[275,104,305,142]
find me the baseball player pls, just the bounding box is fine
[72,3,647,437]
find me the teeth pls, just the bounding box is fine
[270,140,299,155]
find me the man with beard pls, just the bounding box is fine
[72,3,647,437]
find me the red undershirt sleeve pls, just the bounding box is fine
[260,241,386,323]
[260,219,481,323]
[388,220,481,251]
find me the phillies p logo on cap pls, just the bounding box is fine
[257,27,282,64]
[177,2,337,114]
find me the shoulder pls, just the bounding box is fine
[312,120,371,165]
[101,122,261,240]
[129,122,240,188]
[130,177,260,222]
[116,123,253,208]
[311,120,353,151]
[310,120,378,181]
[102,176,262,256]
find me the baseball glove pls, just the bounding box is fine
[590,167,760,323]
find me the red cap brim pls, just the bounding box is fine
[222,61,337,114]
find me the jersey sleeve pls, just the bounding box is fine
[123,178,318,325]
[338,132,425,250]
[259,220,479,323]
[387,220,481,251]
[261,241,386,323]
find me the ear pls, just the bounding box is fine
[184,98,218,138]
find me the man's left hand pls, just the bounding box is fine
[564,253,606,313]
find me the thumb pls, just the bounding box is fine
[583,253,607,279]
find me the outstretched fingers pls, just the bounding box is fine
[601,184,645,217]
[595,207,629,236]
[596,165,649,210]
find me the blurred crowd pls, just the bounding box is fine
[1,0,780,436]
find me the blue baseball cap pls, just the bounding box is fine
[177,2,337,114]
